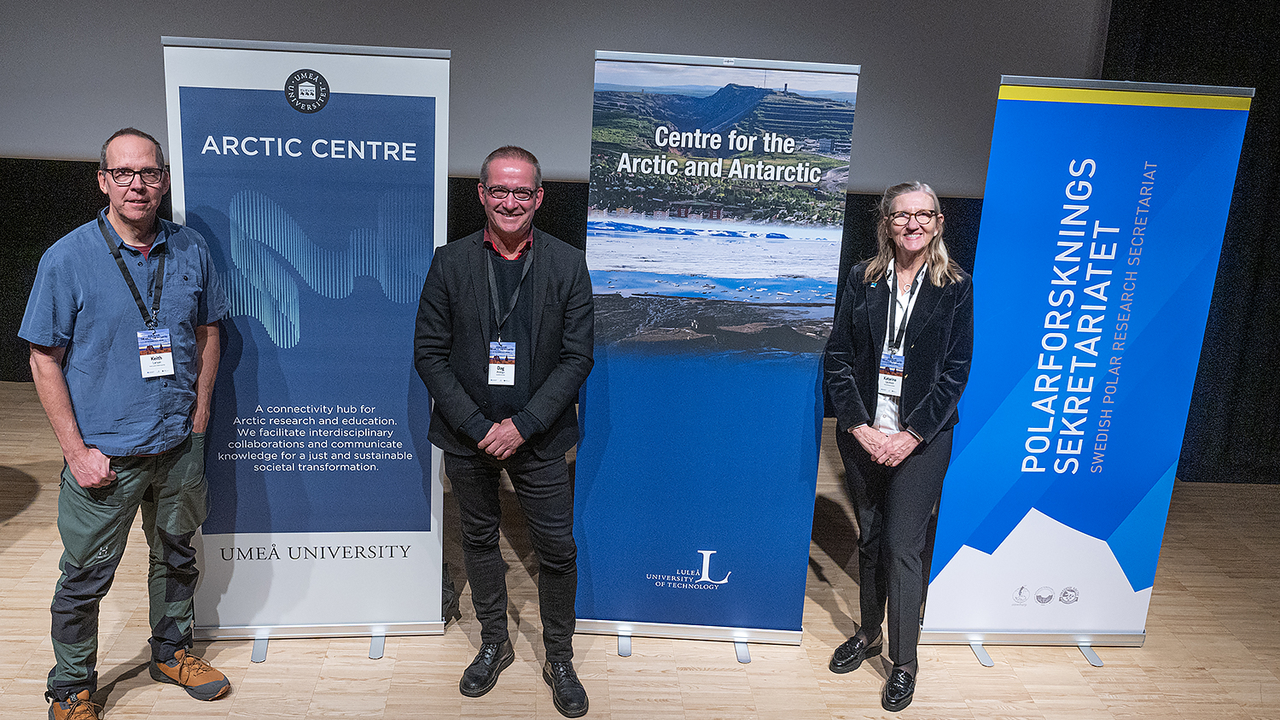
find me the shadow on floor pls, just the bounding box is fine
[0,464,40,524]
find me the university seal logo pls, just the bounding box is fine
[285,69,330,113]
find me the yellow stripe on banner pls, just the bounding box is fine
[999,84,1252,111]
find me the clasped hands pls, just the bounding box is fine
[849,424,919,467]
[478,418,526,460]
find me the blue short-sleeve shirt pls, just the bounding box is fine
[19,210,230,457]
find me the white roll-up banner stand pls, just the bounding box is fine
[163,37,449,640]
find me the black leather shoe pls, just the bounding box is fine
[543,660,589,718]
[829,634,882,674]
[881,667,915,712]
[459,640,514,697]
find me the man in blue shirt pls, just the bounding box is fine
[20,128,232,720]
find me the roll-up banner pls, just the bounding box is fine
[575,51,859,643]
[923,77,1252,645]
[163,37,449,638]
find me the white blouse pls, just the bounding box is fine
[872,260,927,434]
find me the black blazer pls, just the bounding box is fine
[413,228,594,458]
[823,261,973,443]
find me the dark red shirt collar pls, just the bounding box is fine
[483,227,533,260]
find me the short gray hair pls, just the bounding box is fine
[479,145,541,188]
[100,128,166,170]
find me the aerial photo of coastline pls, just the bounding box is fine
[588,59,858,353]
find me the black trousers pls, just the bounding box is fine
[444,450,578,662]
[835,427,953,666]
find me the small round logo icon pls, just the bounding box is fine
[1059,587,1079,604]
[1034,586,1055,605]
[285,69,330,113]
[1012,586,1029,604]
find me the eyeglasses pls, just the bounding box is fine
[888,210,938,226]
[103,167,166,187]
[484,185,537,201]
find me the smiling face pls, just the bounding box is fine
[97,134,168,241]
[887,190,941,263]
[479,158,544,246]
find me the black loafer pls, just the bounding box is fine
[459,639,514,697]
[829,634,882,674]
[881,667,915,712]
[543,660,589,718]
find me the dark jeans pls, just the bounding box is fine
[445,450,578,662]
[835,427,953,666]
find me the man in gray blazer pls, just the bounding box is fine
[414,146,593,718]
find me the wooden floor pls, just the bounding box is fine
[1,380,1278,719]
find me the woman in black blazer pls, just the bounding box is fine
[822,181,973,712]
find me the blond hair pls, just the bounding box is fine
[863,181,962,287]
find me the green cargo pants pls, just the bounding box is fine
[47,432,208,700]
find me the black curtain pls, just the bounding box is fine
[0,160,140,382]
[1104,1,1280,482]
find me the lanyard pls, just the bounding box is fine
[98,215,164,329]
[886,264,925,354]
[486,250,533,342]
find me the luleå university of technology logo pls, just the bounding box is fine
[696,550,731,584]
[644,550,732,590]
[285,69,330,113]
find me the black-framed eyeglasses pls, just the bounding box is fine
[484,185,537,201]
[102,167,167,187]
[888,210,938,226]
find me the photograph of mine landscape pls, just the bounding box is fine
[586,57,858,354]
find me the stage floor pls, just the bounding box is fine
[1,380,1277,719]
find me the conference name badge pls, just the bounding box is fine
[877,350,904,397]
[488,341,515,386]
[138,328,175,378]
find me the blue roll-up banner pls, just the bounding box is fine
[575,51,859,643]
[922,77,1252,645]
[163,38,449,637]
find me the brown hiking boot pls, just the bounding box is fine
[48,690,100,720]
[149,648,231,700]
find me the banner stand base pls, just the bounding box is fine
[734,642,751,664]
[921,630,1144,648]
[969,642,994,667]
[617,635,632,657]
[197,621,445,642]
[577,619,801,646]
[251,638,268,663]
[1079,645,1104,666]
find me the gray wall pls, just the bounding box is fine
[0,0,1109,196]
